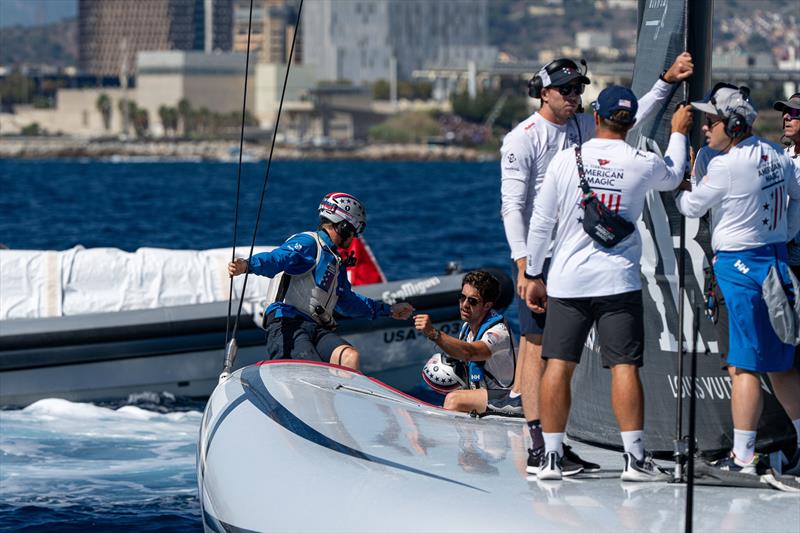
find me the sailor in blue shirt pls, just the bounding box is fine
[228,192,414,370]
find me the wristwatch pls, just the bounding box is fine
[659,69,674,84]
[428,329,441,341]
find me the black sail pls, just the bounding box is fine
[567,0,795,454]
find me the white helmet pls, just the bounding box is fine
[422,353,467,394]
[319,192,366,235]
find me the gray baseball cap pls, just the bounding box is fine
[691,86,758,126]
[774,93,800,113]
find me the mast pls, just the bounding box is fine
[686,0,714,148]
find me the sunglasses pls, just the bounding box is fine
[705,116,723,129]
[554,84,584,96]
[458,294,481,307]
[785,108,800,120]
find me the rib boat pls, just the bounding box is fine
[0,245,511,407]
[198,361,799,532]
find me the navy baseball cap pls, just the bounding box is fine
[591,86,638,123]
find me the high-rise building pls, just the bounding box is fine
[78,0,233,77]
[301,0,495,85]
[232,0,302,64]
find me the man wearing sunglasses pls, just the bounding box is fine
[228,192,414,370]
[676,87,800,477]
[777,94,800,279]
[415,271,523,418]
[500,52,694,474]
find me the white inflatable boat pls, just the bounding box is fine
[197,361,799,532]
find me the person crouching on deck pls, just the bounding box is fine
[228,192,414,370]
[416,270,521,417]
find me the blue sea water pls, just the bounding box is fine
[0,158,512,531]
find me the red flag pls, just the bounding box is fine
[339,236,387,286]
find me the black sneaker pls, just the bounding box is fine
[713,453,757,475]
[537,449,583,479]
[620,452,671,482]
[526,447,544,474]
[563,444,601,473]
[783,449,800,476]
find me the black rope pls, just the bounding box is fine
[229,0,305,345]
[225,0,255,348]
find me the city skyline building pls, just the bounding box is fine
[301,0,495,85]
[78,0,233,77]
[232,0,302,64]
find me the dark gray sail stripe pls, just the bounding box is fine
[239,365,488,493]
[203,507,262,533]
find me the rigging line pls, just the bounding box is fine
[230,0,305,344]
[225,0,255,348]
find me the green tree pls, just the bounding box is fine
[373,80,390,100]
[158,105,172,136]
[0,71,34,106]
[132,108,149,138]
[177,98,192,137]
[21,122,41,136]
[96,93,112,131]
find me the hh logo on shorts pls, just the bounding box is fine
[734,259,750,274]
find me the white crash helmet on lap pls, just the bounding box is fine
[319,192,366,235]
[422,353,467,394]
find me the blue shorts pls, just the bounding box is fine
[511,258,550,336]
[713,243,795,373]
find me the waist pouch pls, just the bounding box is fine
[581,193,635,248]
[762,264,800,345]
[575,146,634,248]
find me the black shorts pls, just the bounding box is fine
[542,290,644,367]
[486,389,523,417]
[264,316,351,363]
[511,258,550,336]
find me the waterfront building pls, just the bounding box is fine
[232,0,302,64]
[78,0,233,77]
[301,0,496,85]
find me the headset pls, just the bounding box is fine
[710,85,751,140]
[527,58,589,99]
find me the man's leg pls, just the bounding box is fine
[514,259,547,453]
[331,345,360,370]
[770,368,800,471]
[315,327,359,370]
[610,363,645,460]
[730,367,762,462]
[535,296,593,479]
[520,333,545,449]
[443,389,488,414]
[539,359,577,436]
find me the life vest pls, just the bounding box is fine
[278,231,341,327]
[457,310,515,391]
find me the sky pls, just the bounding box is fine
[0,0,77,28]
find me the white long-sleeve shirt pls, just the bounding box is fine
[676,136,800,253]
[525,133,687,298]
[500,78,675,261]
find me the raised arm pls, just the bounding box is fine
[650,104,693,191]
[633,52,694,129]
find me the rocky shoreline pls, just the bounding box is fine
[0,138,497,162]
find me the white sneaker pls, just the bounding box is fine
[620,452,671,482]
